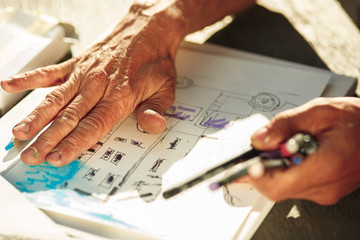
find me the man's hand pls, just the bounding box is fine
[1,3,181,167]
[248,97,360,205]
[1,0,255,167]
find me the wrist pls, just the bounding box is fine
[100,2,187,59]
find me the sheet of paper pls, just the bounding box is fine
[0,175,68,239]
[0,48,330,239]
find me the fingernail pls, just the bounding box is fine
[46,149,63,162]
[22,147,38,158]
[253,127,270,144]
[144,109,161,116]
[3,77,13,85]
[13,122,29,135]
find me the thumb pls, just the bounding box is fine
[251,110,301,151]
[136,81,175,134]
[251,98,334,150]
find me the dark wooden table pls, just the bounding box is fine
[207,2,360,239]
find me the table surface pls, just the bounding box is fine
[207,2,360,239]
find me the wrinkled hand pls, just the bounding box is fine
[0,5,181,167]
[246,97,360,205]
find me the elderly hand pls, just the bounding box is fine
[1,3,183,167]
[247,97,360,205]
[1,0,256,167]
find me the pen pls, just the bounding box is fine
[162,147,261,199]
[209,157,290,190]
[210,134,317,190]
[163,133,317,199]
[5,137,22,151]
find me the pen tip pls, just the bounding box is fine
[209,182,221,191]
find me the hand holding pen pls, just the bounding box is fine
[163,133,317,199]
[209,133,317,190]
[164,98,360,205]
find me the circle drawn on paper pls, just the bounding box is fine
[176,76,194,89]
[249,92,281,112]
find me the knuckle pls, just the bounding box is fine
[82,110,110,133]
[270,111,292,131]
[90,70,108,83]
[58,107,81,128]
[36,133,57,149]
[112,81,134,99]
[80,103,121,137]
[88,70,108,86]
[36,66,53,75]
[62,134,85,149]
[305,97,340,115]
[27,108,46,124]
[106,86,136,115]
[45,90,67,108]
[311,103,337,114]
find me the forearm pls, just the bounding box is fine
[173,0,256,35]
[131,0,256,35]
[96,0,255,59]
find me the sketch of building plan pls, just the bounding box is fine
[0,48,331,239]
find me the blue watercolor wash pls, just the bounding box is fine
[16,160,82,193]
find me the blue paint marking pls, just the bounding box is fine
[15,161,82,192]
[25,170,40,174]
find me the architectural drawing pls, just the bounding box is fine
[99,173,120,189]
[3,80,301,203]
[149,158,166,173]
[84,168,100,181]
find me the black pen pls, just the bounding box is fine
[162,147,261,199]
[209,157,290,190]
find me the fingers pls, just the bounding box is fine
[13,80,79,142]
[251,97,338,150]
[1,58,77,92]
[44,91,131,166]
[246,98,360,204]
[246,154,322,201]
[15,46,177,166]
[44,70,176,166]
[20,70,108,165]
